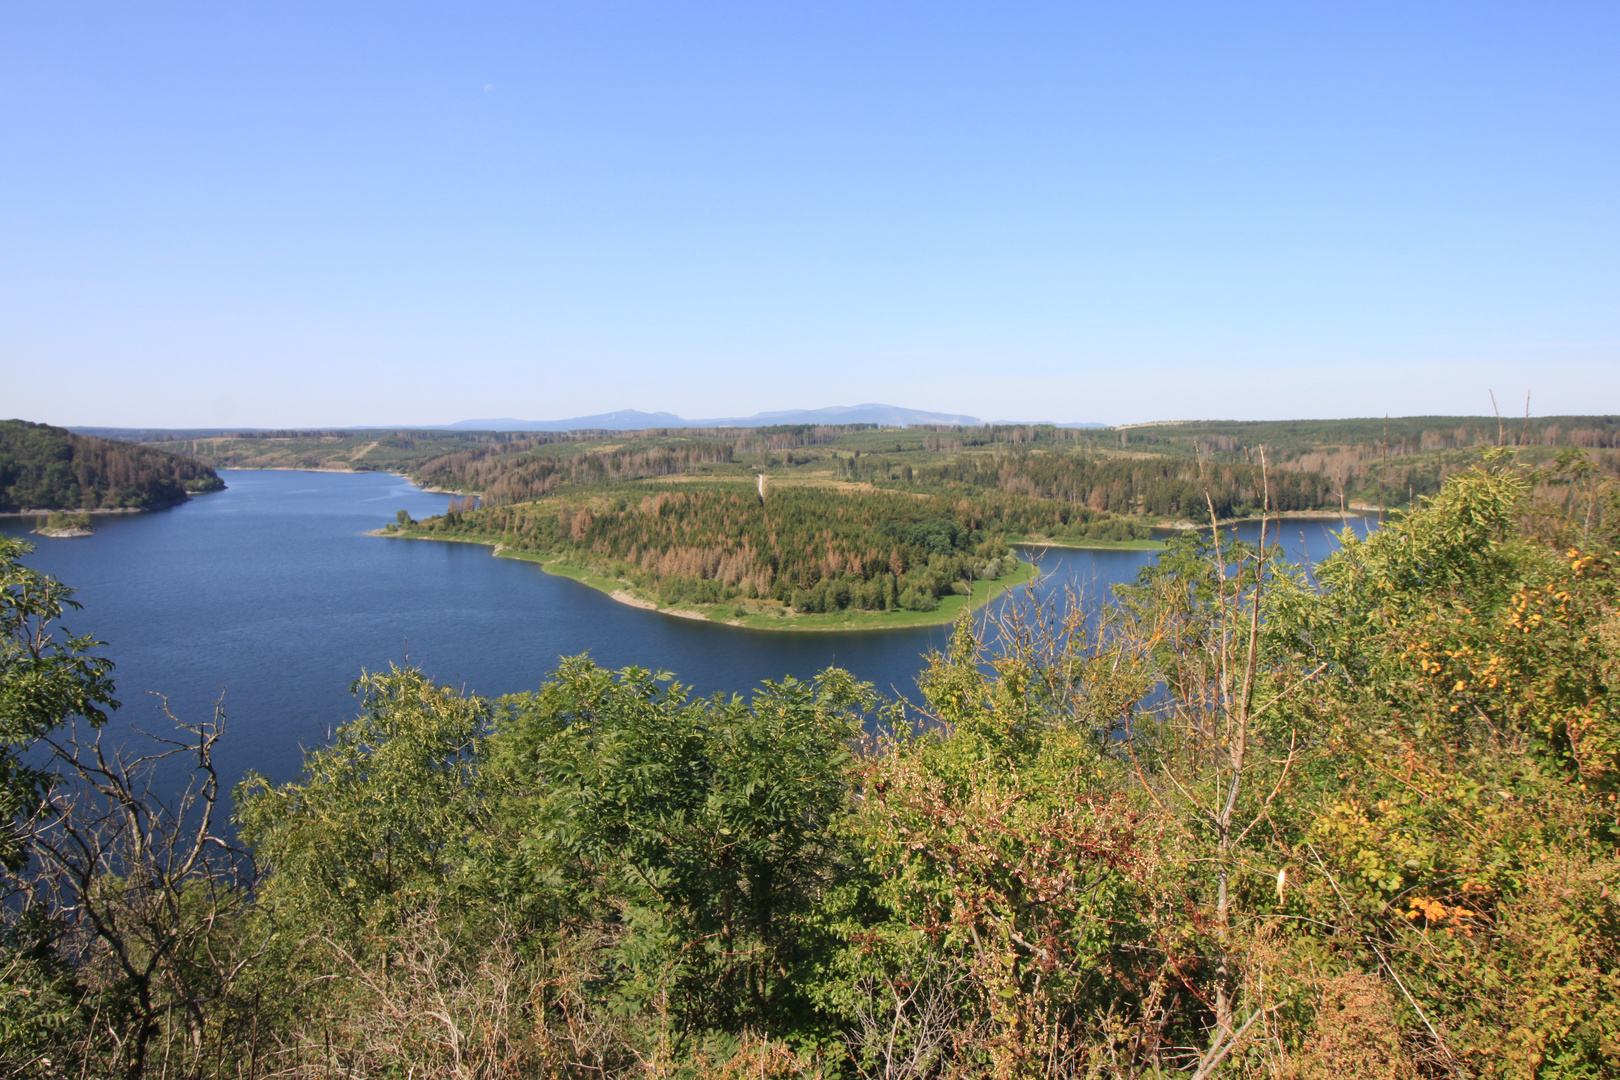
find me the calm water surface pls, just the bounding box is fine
[2,471,1373,789]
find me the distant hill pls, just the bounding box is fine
[692,404,985,428]
[448,404,985,431]
[70,427,355,442]
[0,419,225,513]
[449,410,685,431]
[76,408,1107,438]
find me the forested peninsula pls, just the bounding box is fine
[1,419,224,514]
[369,428,1191,627]
[390,481,1044,629]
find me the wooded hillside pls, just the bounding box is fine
[142,415,1620,519]
[0,419,224,512]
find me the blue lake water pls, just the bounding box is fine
[2,470,1373,789]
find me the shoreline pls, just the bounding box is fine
[373,529,1039,632]
[0,497,196,518]
[1014,537,1165,551]
[1158,510,1375,530]
[216,464,362,475]
[213,466,469,496]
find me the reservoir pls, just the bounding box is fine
[2,469,1373,789]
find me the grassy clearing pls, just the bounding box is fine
[1010,535,1166,551]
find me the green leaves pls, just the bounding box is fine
[0,536,116,871]
[234,664,490,931]
[826,616,1148,1077]
[483,657,875,1036]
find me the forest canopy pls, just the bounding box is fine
[143,413,1620,514]
[406,481,1149,614]
[0,419,224,512]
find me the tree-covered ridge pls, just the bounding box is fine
[1110,413,1620,452]
[411,436,1340,522]
[1072,415,1620,508]
[138,423,890,475]
[882,450,1336,518]
[411,439,738,503]
[0,419,224,513]
[408,481,1150,612]
[406,420,1583,523]
[143,429,574,472]
[141,414,1620,519]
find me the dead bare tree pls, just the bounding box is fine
[1108,451,1313,1077]
[846,964,981,1080]
[14,696,257,1080]
[248,912,648,1080]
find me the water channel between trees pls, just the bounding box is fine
[1,469,1375,790]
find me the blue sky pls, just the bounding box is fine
[3,2,1616,427]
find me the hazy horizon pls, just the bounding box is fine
[58,402,1620,438]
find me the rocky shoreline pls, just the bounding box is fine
[0,498,190,517]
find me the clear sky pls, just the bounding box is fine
[3,2,1617,427]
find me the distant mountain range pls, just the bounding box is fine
[449,410,688,431]
[66,405,1106,441]
[449,404,1104,431]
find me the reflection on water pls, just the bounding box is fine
[2,472,1375,789]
